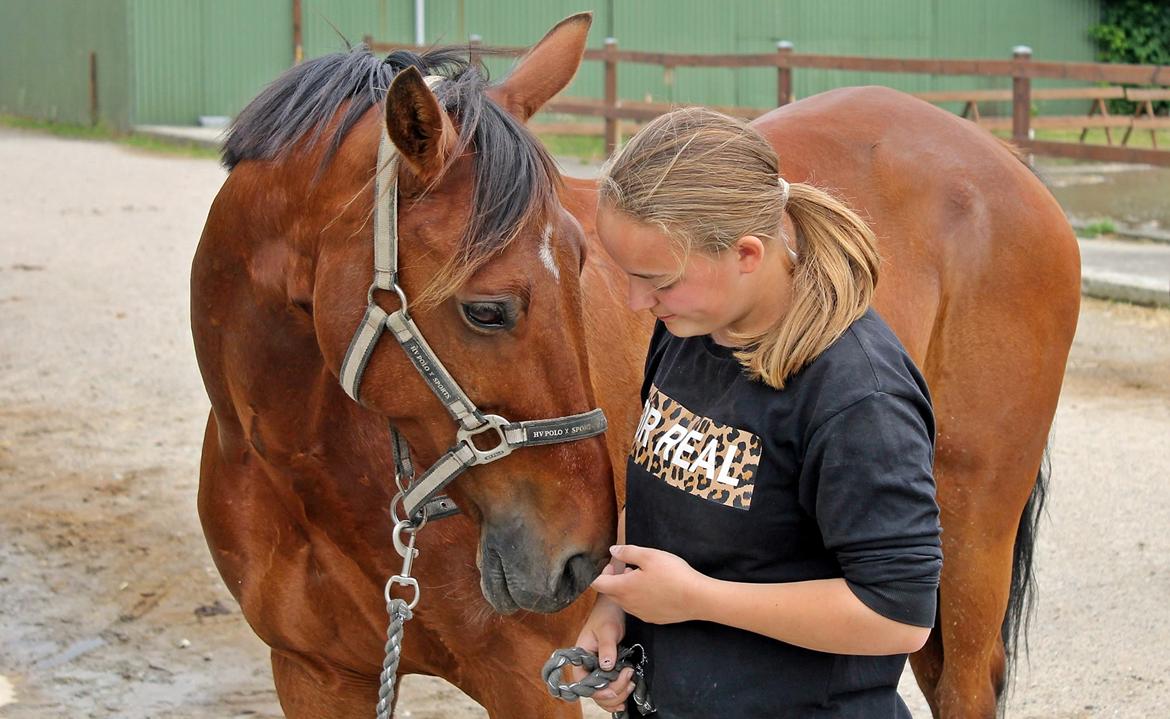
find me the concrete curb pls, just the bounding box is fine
[133,125,224,150]
[1081,269,1170,308]
[1071,221,1170,246]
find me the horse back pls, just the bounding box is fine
[752,85,1081,364]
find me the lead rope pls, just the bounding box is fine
[376,436,426,719]
[376,596,413,719]
[541,645,655,718]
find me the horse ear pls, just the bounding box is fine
[488,12,592,122]
[385,66,457,187]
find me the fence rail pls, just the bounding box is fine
[365,36,1170,166]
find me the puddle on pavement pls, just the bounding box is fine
[1037,160,1170,229]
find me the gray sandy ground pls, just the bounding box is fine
[1,128,1168,718]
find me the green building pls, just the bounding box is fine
[0,0,1101,131]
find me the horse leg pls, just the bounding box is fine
[910,376,1055,719]
[908,616,944,716]
[921,452,1032,718]
[271,649,381,718]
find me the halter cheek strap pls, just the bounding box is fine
[339,76,608,522]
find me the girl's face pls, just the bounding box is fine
[596,204,757,340]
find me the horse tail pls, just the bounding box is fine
[993,136,1030,167]
[1002,446,1049,677]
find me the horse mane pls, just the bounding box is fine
[222,45,561,303]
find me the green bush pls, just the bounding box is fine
[1089,0,1170,114]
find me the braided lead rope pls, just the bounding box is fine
[541,646,655,718]
[375,597,414,719]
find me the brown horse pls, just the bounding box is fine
[563,91,1080,717]
[192,12,1079,719]
[193,15,646,718]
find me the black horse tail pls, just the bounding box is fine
[1002,447,1049,680]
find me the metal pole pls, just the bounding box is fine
[292,0,303,64]
[469,34,482,67]
[414,0,426,46]
[604,37,618,156]
[89,51,98,127]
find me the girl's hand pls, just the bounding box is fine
[591,545,710,625]
[571,562,636,713]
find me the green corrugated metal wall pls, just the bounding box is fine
[131,0,292,125]
[0,0,132,129]
[0,0,1102,129]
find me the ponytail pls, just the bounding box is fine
[732,182,880,388]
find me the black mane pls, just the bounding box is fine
[222,46,560,289]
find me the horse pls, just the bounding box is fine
[561,91,1080,717]
[192,14,647,718]
[192,12,1080,719]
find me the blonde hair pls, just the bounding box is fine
[599,107,880,389]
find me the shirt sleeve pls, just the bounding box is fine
[798,391,943,628]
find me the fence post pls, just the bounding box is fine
[469,34,482,66]
[604,37,619,156]
[1012,45,1032,144]
[776,41,793,107]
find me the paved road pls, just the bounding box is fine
[1078,237,1170,280]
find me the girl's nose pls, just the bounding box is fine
[627,278,656,312]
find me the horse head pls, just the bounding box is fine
[310,14,616,614]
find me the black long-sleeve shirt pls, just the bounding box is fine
[624,309,943,718]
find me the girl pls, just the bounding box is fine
[575,107,942,718]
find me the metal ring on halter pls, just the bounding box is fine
[391,490,429,530]
[385,575,421,610]
[367,281,410,319]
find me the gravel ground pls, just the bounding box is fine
[1,127,1168,718]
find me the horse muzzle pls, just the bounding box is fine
[478,523,606,614]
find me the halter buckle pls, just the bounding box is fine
[455,414,514,465]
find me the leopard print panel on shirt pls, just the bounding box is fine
[629,384,763,511]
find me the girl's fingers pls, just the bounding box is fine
[597,682,636,713]
[592,667,635,706]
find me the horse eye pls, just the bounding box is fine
[462,302,509,330]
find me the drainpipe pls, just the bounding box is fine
[414,0,426,45]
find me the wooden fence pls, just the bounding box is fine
[365,36,1170,167]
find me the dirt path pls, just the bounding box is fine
[1,128,1168,718]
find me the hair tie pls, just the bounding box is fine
[778,176,797,263]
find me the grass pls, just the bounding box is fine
[6,111,1163,166]
[995,126,1170,150]
[535,132,607,163]
[1078,218,1117,237]
[536,123,1170,165]
[0,114,221,160]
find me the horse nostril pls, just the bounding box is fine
[558,553,597,600]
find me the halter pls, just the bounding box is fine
[338,82,608,526]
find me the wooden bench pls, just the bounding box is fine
[1123,88,1170,148]
[913,86,1130,143]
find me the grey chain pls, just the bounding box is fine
[375,597,414,719]
[541,645,655,718]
